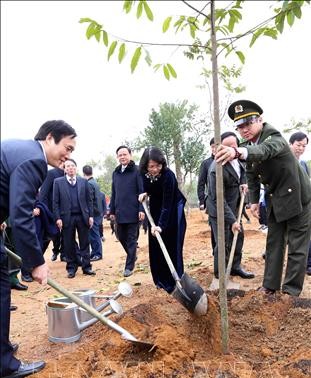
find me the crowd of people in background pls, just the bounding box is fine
[1,99,310,378]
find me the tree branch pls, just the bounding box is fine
[181,0,210,18]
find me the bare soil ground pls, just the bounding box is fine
[10,209,311,378]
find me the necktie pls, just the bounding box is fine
[69,178,75,185]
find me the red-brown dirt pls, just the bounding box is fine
[10,209,311,377]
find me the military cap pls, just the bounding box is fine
[228,100,263,127]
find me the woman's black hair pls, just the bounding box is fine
[139,146,167,173]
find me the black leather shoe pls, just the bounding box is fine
[90,255,102,262]
[11,282,28,291]
[67,272,75,279]
[21,274,33,283]
[60,255,67,262]
[83,269,96,276]
[231,268,255,279]
[214,273,219,279]
[257,286,276,295]
[10,305,18,311]
[3,360,46,378]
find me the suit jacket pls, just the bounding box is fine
[197,155,214,208]
[38,167,64,212]
[53,176,93,227]
[87,177,103,217]
[206,159,246,225]
[0,139,47,269]
[110,161,144,224]
[243,123,311,222]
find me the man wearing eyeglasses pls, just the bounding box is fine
[215,100,311,297]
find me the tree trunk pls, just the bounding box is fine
[211,0,229,354]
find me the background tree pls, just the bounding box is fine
[85,154,116,196]
[133,100,210,188]
[283,117,311,134]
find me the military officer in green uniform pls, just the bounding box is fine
[215,99,311,296]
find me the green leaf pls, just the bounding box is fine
[123,0,133,14]
[79,18,95,24]
[163,65,170,80]
[282,1,289,11]
[94,30,101,42]
[263,28,278,39]
[137,1,143,19]
[118,43,126,63]
[86,23,96,39]
[167,63,177,78]
[189,24,196,38]
[292,5,302,19]
[145,50,152,66]
[228,15,235,33]
[235,50,245,64]
[143,1,154,21]
[229,9,242,20]
[103,30,109,46]
[286,10,295,26]
[162,16,172,33]
[107,41,117,61]
[249,28,264,47]
[275,12,285,33]
[131,47,142,73]
[153,63,161,72]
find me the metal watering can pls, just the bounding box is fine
[46,282,132,343]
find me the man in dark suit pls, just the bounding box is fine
[197,137,216,255]
[53,159,95,278]
[38,167,65,261]
[0,120,76,378]
[216,100,311,296]
[207,132,254,279]
[110,146,145,277]
[82,165,103,261]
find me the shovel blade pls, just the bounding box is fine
[172,273,208,316]
[121,333,156,351]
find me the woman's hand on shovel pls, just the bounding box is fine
[151,225,162,236]
[32,262,50,285]
[138,192,147,203]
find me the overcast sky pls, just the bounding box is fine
[1,1,311,167]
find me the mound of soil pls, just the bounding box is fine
[10,209,311,377]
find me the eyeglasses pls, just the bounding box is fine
[235,117,259,131]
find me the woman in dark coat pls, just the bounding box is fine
[138,147,186,293]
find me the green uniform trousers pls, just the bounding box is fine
[263,201,311,296]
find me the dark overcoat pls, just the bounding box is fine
[110,161,144,224]
[142,168,186,293]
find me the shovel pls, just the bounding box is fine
[142,199,208,316]
[5,247,155,350]
[209,191,245,291]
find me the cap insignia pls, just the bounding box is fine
[235,105,243,113]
